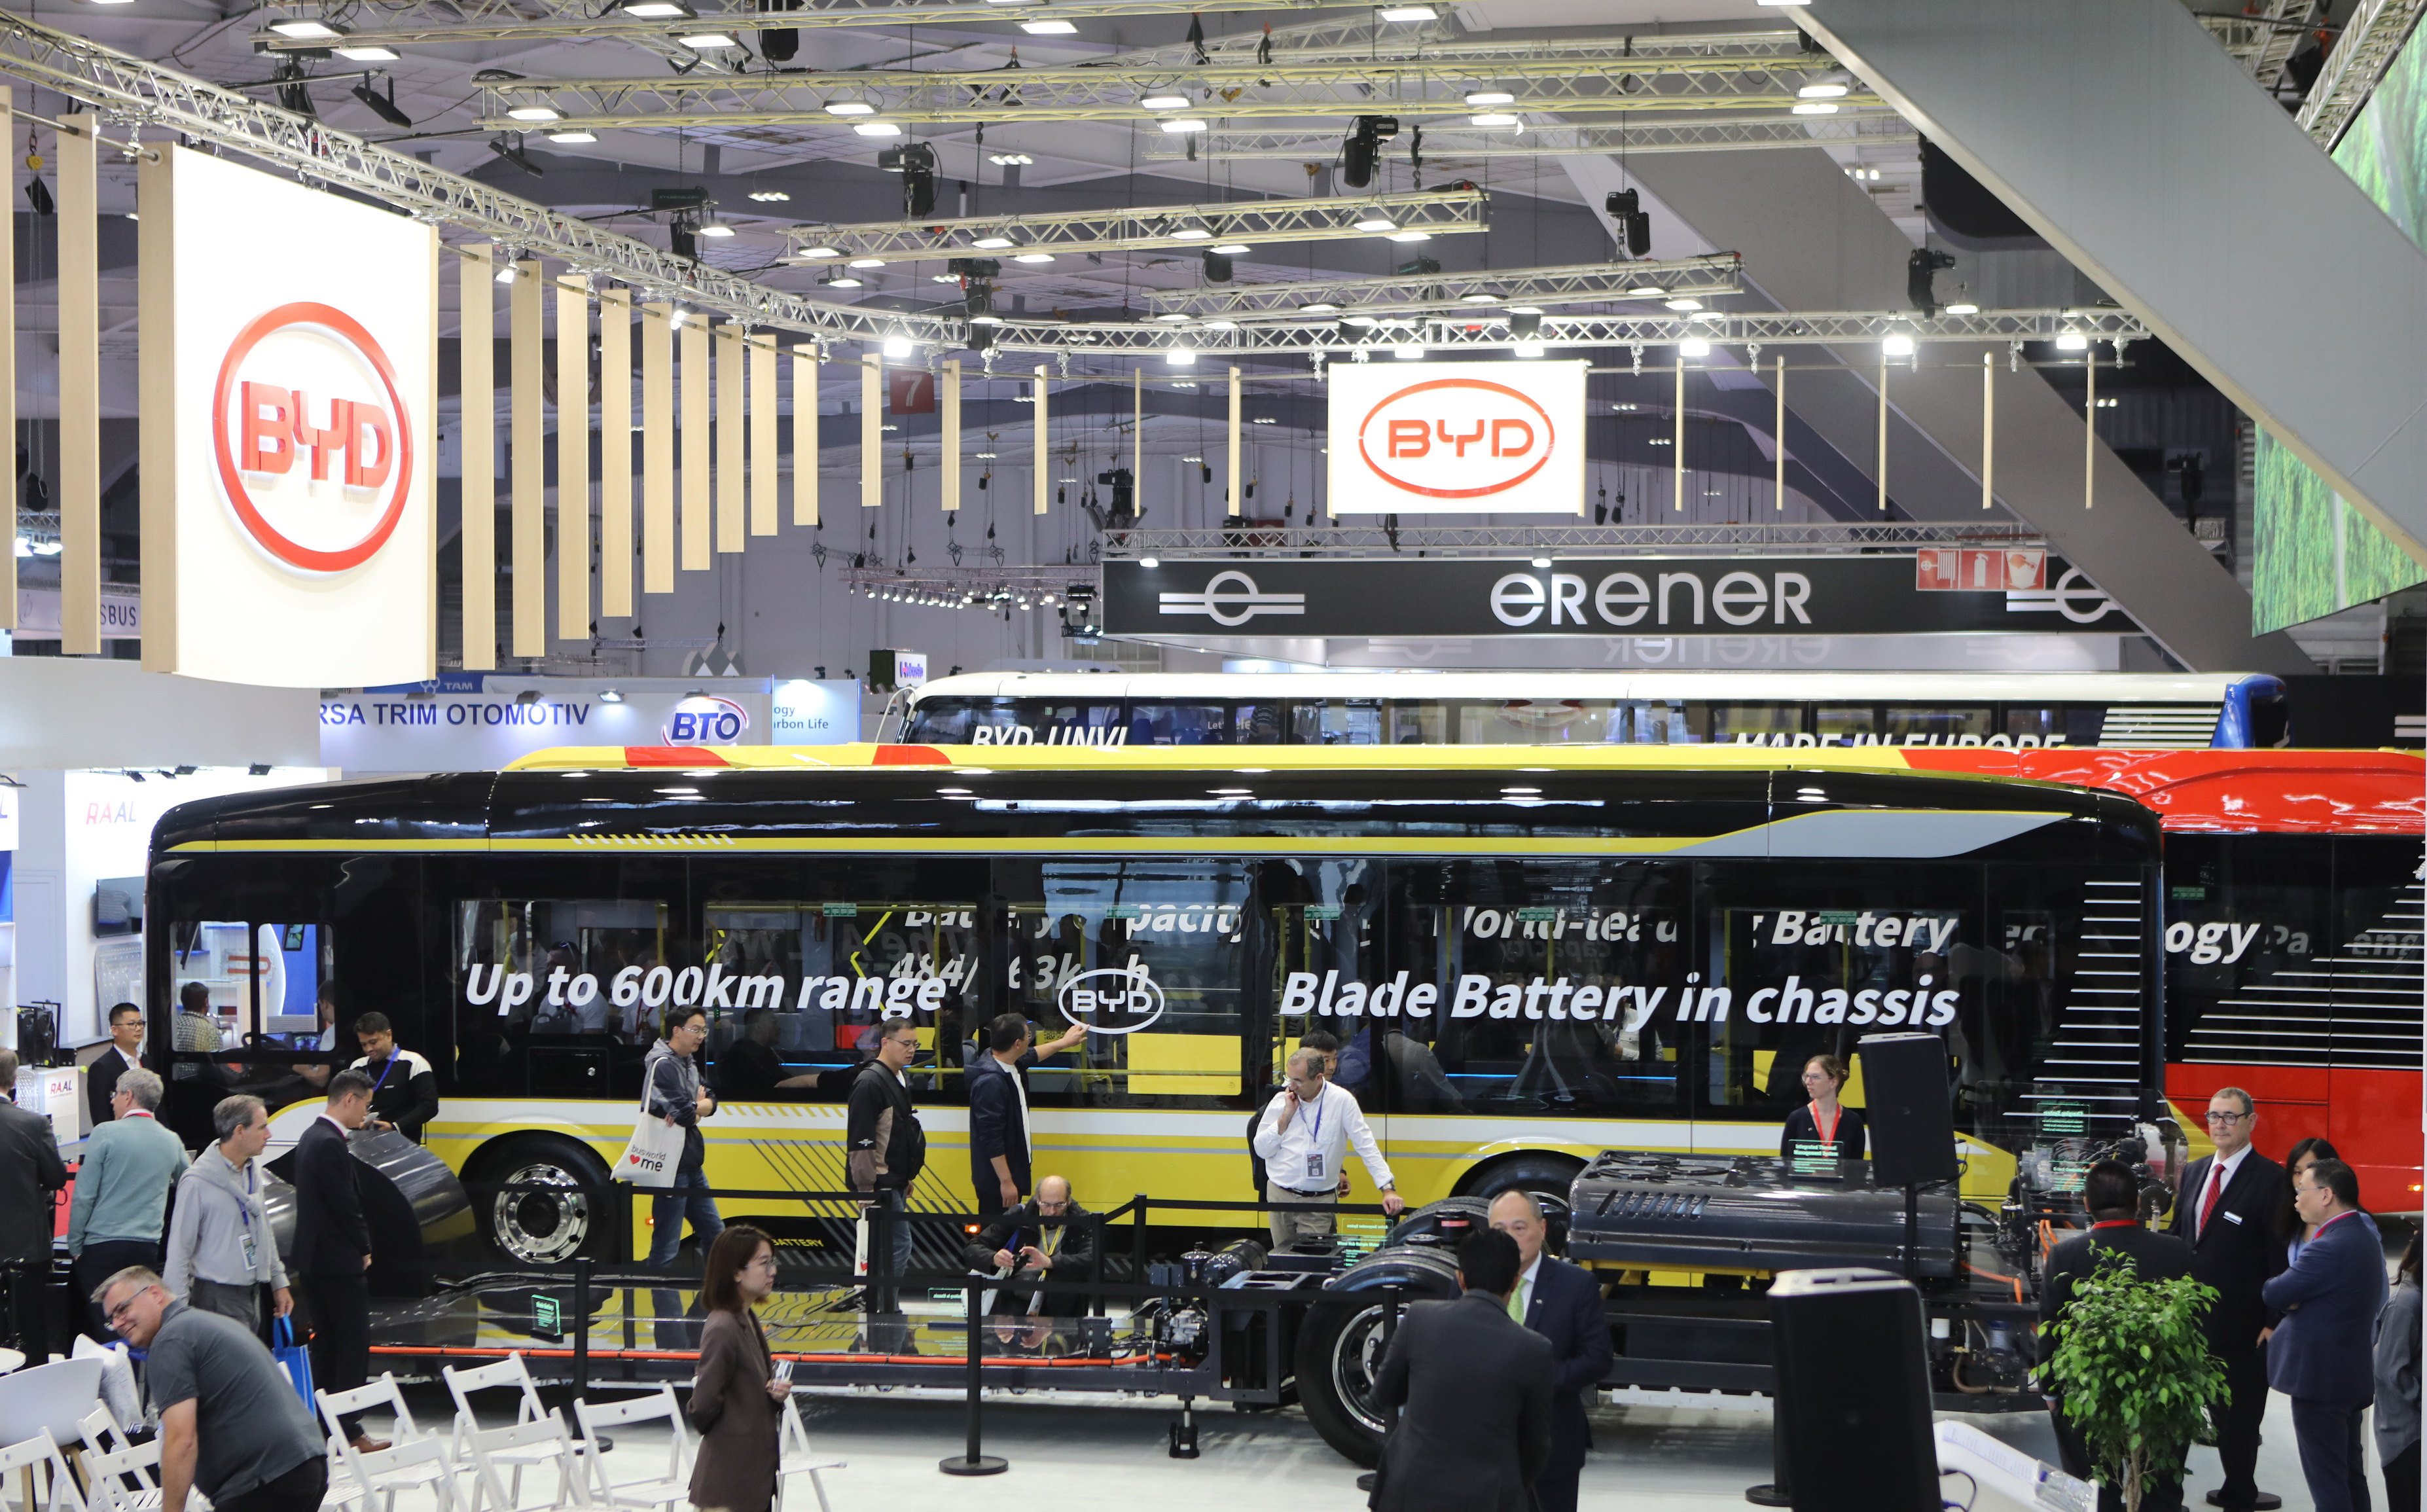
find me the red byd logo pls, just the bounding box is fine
[212,302,415,572]
[1356,377,1556,499]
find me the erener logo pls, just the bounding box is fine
[1356,376,1556,499]
[212,302,414,573]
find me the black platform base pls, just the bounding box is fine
[2204,1494,2284,1510]
[939,1456,1009,1477]
[1744,1484,1792,1507]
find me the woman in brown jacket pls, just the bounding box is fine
[689,1224,791,1512]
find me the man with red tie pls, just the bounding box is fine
[2165,1087,2288,1511]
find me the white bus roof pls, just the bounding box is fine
[908,671,2261,702]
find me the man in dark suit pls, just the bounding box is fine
[2165,1086,2287,1511]
[2263,1159,2387,1512]
[962,1174,1096,1319]
[2041,1160,2197,1512]
[1370,1227,1554,1512]
[967,1013,1084,1224]
[0,1048,67,1363]
[86,1003,147,1129]
[1490,1189,1613,1512]
[292,1071,385,1452]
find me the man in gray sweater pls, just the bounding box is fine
[162,1095,291,1344]
[68,1068,188,1341]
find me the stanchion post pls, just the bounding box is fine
[571,1255,592,1414]
[1130,1195,1149,1284]
[939,1269,1007,1475]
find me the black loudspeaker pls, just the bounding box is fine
[1771,1269,1939,1512]
[1858,1032,1961,1188]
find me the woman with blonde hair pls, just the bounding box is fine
[689,1225,790,1512]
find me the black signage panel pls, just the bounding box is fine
[1102,556,2138,638]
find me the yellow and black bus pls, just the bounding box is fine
[145,744,2165,1268]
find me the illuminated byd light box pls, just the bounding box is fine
[138,146,439,687]
[1326,359,1588,514]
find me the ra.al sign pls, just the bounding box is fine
[1327,359,1587,514]
[140,145,437,687]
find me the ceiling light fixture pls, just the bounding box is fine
[1020,18,1078,32]
[1301,301,1340,315]
[749,189,790,202]
[825,274,863,288]
[1944,300,1979,315]
[1377,4,1437,18]
[848,256,886,268]
[1166,347,1196,365]
[797,245,840,259]
[1459,291,1500,304]
[1467,113,1520,128]
[494,261,518,285]
[1680,336,1712,357]
[1208,242,1251,256]
[2055,330,2089,351]
[1012,251,1054,263]
[676,31,738,47]
[1141,92,1190,110]
[696,219,734,238]
[989,151,1034,166]
[1204,317,1238,330]
[1506,304,1544,316]
[334,44,400,60]
[1625,283,1668,300]
[1353,211,1397,232]
[971,232,1014,249]
[1464,90,1515,107]
[1882,333,1916,357]
[619,0,693,15]
[882,333,914,359]
[825,99,876,115]
[506,105,563,122]
[854,121,901,137]
[1393,342,1424,360]
[1513,339,1544,356]
[1791,101,1840,115]
[1160,118,1208,134]
[1386,230,1431,243]
[1664,296,1703,312]
[1798,80,1850,99]
[267,16,347,39]
[547,128,598,143]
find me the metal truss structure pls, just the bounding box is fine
[787,186,1486,264]
[1141,255,1745,319]
[478,43,1873,132]
[254,0,1333,52]
[2199,0,2320,92]
[2295,0,2426,146]
[1144,115,1916,162]
[1098,520,2047,560]
[840,565,1081,607]
[0,6,950,344]
[977,306,2155,358]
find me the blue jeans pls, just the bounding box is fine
[648,1166,722,1268]
[2291,1397,2373,1512]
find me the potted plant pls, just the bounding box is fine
[2040,1251,2230,1512]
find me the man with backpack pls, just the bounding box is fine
[848,1019,926,1308]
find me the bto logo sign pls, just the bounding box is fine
[1330,359,1586,514]
[215,303,415,573]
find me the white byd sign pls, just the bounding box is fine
[1326,359,1587,514]
[141,145,437,687]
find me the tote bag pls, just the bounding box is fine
[613,1075,683,1189]
[271,1316,315,1414]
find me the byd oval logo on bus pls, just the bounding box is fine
[665,694,750,745]
[1056,967,1165,1035]
[212,302,415,573]
[1356,377,1556,499]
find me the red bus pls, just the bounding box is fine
[1916,748,2424,1208]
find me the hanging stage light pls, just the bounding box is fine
[1604,188,1652,258]
[897,141,939,218]
[1202,248,1233,283]
[1340,115,1399,190]
[351,77,413,128]
[1906,247,1958,317]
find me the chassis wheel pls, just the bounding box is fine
[1294,1295,1393,1466]
[472,1138,610,1266]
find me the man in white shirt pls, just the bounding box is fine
[1252,1047,1403,1251]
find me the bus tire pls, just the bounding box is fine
[1293,1293,1393,1466]
[1454,1153,1583,1248]
[468,1136,613,1267]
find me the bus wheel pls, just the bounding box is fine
[471,1138,610,1266]
[1455,1154,1582,1248]
[1293,1295,1391,1466]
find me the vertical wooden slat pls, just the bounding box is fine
[749,335,777,535]
[792,350,818,526]
[1225,366,1241,517]
[680,317,711,568]
[641,303,674,593]
[941,359,961,512]
[459,246,497,669]
[555,275,590,639]
[510,261,545,657]
[135,133,170,668]
[716,323,744,552]
[861,357,882,510]
[1033,365,1049,516]
[597,288,632,615]
[57,114,99,655]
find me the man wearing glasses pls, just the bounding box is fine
[2166,1087,2288,1512]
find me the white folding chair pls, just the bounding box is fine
[442,1354,600,1488]
[0,1431,86,1512]
[318,1377,451,1512]
[71,1408,132,1462]
[571,1388,692,1512]
[74,1443,162,1512]
[774,1395,844,1512]
[462,1412,585,1512]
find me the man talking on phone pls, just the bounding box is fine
[1254,1048,1403,1252]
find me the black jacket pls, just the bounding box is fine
[966,1053,1032,1197]
[290,1117,371,1276]
[0,1099,67,1263]
[351,1049,440,1143]
[1520,1255,1615,1475]
[1371,1291,1555,1512]
[86,1045,144,1129]
[2041,1221,2195,1333]
[845,1060,924,1193]
[2165,1150,2288,1354]
[962,1200,1097,1317]
[1780,1103,1867,1162]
